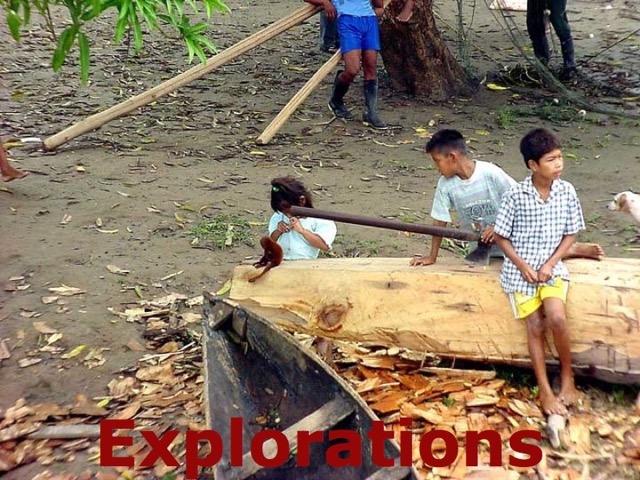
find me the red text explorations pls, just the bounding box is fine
[100,418,543,478]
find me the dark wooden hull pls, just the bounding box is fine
[202,293,419,480]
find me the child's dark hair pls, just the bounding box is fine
[425,129,468,156]
[519,128,561,167]
[270,176,314,212]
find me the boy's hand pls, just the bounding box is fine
[323,0,337,20]
[276,221,290,234]
[480,225,495,244]
[518,263,538,284]
[410,256,436,267]
[537,263,553,283]
[289,217,305,233]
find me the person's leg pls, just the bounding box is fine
[326,15,339,50]
[526,308,566,414]
[527,0,550,64]
[563,242,604,261]
[0,144,27,182]
[548,0,575,71]
[361,17,389,130]
[511,289,566,415]
[329,16,361,120]
[542,295,578,406]
[319,11,339,52]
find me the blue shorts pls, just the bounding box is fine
[338,15,381,54]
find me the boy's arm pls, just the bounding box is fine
[305,0,336,19]
[410,220,446,266]
[537,234,576,282]
[371,0,384,16]
[494,235,538,284]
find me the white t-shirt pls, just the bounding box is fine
[268,212,338,260]
[431,160,516,257]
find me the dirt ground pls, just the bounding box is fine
[1,0,639,478]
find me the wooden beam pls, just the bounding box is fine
[229,257,640,384]
[256,50,341,145]
[218,396,354,479]
[42,4,321,151]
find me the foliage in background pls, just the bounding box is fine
[1,0,229,82]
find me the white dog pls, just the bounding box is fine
[608,191,640,226]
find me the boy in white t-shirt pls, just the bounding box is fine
[410,129,603,266]
[268,176,337,260]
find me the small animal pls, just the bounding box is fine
[248,237,283,283]
[608,191,640,226]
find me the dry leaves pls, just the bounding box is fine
[1,293,206,478]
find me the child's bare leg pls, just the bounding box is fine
[543,297,578,406]
[563,242,604,261]
[526,309,567,415]
[0,146,28,182]
[396,0,415,22]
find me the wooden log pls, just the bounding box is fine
[27,424,101,439]
[228,257,640,384]
[256,50,341,145]
[42,4,321,151]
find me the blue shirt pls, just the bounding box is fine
[493,176,585,296]
[332,0,375,17]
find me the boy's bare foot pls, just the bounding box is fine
[540,390,568,415]
[559,384,579,406]
[1,166,28,182]
[565,242,604,261]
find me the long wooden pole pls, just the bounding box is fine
[42,5,321,151]
[256,50,341,145]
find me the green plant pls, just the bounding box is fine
[496,107,516,129]
[442,396,455,407]
[2,0,229,82]
[190,214,254,250]
[495,366,535,388]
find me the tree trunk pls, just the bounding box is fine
[379,0,473,99]
[229,257,640,385]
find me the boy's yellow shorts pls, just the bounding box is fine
[508,277,568,319]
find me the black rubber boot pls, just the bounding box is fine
[362,79,389,130]
[560,38,577,78]
[531,35,551,66]
[328,71,354,120]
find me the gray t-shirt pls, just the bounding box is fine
[431,160,517,257]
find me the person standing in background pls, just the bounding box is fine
[526,0,577,78]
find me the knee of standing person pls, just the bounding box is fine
[342,65,360,82]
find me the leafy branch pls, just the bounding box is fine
[1,0,229,83]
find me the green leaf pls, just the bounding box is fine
[78,31,90,83]
[114,13,129,43]
[129,9,143,51]
[52,25,78,71]
[7,9,22,40]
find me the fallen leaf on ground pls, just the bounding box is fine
[106,265,130,275]
[33,322,58,334]
[48,285,85,296]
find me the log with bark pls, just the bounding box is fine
[228,257,640,384]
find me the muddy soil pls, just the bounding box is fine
[1,0,639,478]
